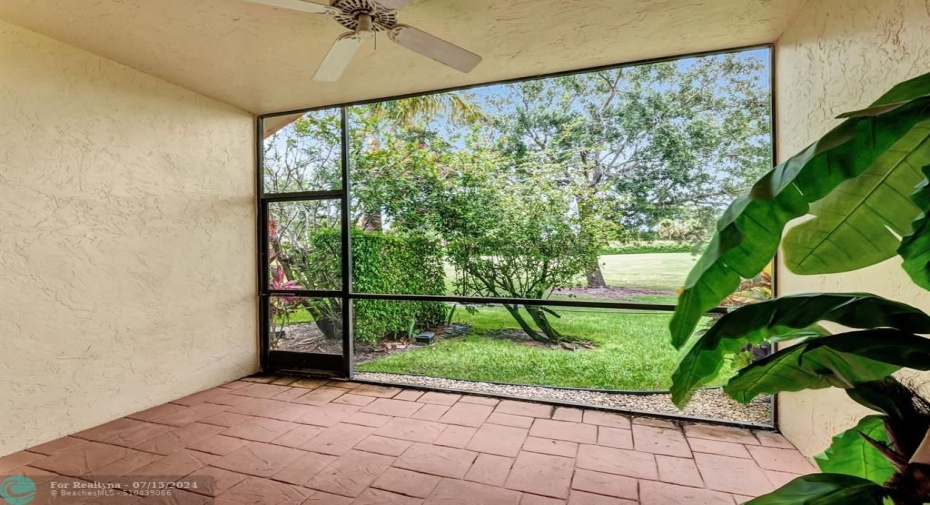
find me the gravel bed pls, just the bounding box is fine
[354,372,773,425]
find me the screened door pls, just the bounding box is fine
[259,108,352,377]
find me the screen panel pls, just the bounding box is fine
[269,295,344,355]
[262,108,343,194]
[268,199,343,291]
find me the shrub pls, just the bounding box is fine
[291,228,445,343]
[437,160,602,344]
[349,229,447,344]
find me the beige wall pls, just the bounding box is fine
[0,21,257,456]
[774,0,930,457]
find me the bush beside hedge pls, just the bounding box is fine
[598,240,694,255]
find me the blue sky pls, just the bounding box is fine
[464,47,770,108]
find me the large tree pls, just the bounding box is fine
[489,52,771,286]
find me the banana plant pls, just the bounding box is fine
[669,73,930,348]
[669,73,930,505]
[744,376,930,504]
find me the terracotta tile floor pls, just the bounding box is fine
[2,377,816,504]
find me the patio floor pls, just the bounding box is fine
[1,377,816,505]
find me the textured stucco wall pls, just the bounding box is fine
[0,21,257,456]
[774,0,930,457]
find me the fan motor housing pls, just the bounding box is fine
[332,0,398,31]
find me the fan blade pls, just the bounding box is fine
[243,0,334,15]
[389,25,481,73]
[377,0,411,9]
[314,34,364,81]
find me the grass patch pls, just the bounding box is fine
[276,310,314,325]
[357,304,729,390]
[442,252,696,294]
[285,252,705,390]
[624,294,681,304]
[595,253,697,291]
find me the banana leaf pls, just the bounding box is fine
[898,165,930,290]
[670,73,930,348]
[847,378,930,463]
[723,329,930,402]
[670,293,930,406]
[814,415,896,485]
[847,379,909,421]
[745,474,885,505]
[783,121,930,274]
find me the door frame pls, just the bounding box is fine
[257,108,353,377]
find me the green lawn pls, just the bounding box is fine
[550,293,680,305]
[286,252,713,390]
[356,304,730,391]
[444,252,696,295]
[596,252,697,291]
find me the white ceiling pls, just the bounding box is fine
[0,0,805,114]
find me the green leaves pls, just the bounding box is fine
[898,165,930,290]
[669,293,930,406]
[846,380,910,421]
[669,73,930,347]
[814,415,896,485]
[368,92,487,127]
[327,229,448,344]
[669,73,930,505]
[723,329,930,402]
[745,474,885,505]
[782,121,930,274]
[438,159,602,343]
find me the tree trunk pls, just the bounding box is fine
[502,304,549,343]
[886,414,930,505]
[501,304,564,344]
[525,305,565,343]
[576,191,606,289]
[585,261,607,288]
[901,428,930,504]
[911,428,930,465]
[360,211,383,231]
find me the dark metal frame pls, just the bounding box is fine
[256,42,777,425]
[768,42,780,429]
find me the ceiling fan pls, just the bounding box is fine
[244,0,482,81]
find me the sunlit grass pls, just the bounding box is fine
[282,252,710,390]
[595,253,697,291]
[441,252,696,295]
[357,305,728,390]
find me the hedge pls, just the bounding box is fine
[301,228,447,344]
[350,229,447,344]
